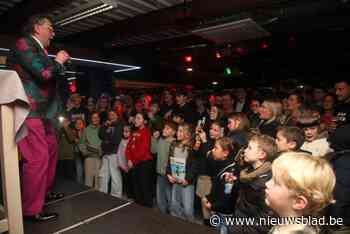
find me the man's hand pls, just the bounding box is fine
[55,50,70,65]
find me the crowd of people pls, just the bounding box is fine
[8,14,349,232]
[57,79,350,233]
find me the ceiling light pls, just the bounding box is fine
[56,1,117,26]
[113,67,141,73]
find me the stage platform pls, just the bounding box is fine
[24,179,216,234]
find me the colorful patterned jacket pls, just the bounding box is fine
[7,36,64,119]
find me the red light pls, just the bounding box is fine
[185,55,192,62]
[215,52,222,59]
[69,81,77,93]
[261,43,268,49]
[235,47,244,54]
[288,36,296,48]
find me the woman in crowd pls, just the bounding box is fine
[256,99,282,137]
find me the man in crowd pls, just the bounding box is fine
[334,79,350,127]
[67,93,89,123]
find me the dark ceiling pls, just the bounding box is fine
[1,0,350,87]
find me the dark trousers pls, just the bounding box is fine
[130,160,154,207]
[121,170,134,199]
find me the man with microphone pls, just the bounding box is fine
[8,14,70,222]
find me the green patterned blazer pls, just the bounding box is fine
[8,36,65,119]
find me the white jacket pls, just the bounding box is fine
[301,138,332,157]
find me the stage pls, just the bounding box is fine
[24,179,216,234]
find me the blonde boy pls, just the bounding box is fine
[227,134,277,234]
[265,152,336,233]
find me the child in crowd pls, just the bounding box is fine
[194,121,224,224]
[202,137,237,233]
[79,112,102,188]
[125,112,154,207]
[265,152,335,233]
[298,113,332,157]
[148,102,163,132]
[275,126,305,153]
[57,118,77,180]
[116,125,133,199]
[207,105,224,131]
[167,123,197,222]
[227,134,278,234]
[73,118,86,184]
[98,110,124,197]
[172,111,185,125]
[63,118,85,184]
[227,112,250,148]
[151,121,178,214]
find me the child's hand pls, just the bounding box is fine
[167,175,176,184]
[223,172,237,183]
[127,160,133,169]
[198,130,207,143]
[180,179,189,186]
[202,197,212,209]
[120,166,129,172]
[204,200,212,209]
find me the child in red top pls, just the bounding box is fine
[125,112,154,207]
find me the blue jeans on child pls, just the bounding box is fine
[156,175,172,214]
[170,183,194,222]
[217,213,230,234]
[74,146,84,184]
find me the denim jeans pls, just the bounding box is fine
[98,154,122,197]
[156,175,172,214]
[217,213,229,234]
[73,146,84,184]
[170,183,194,222]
